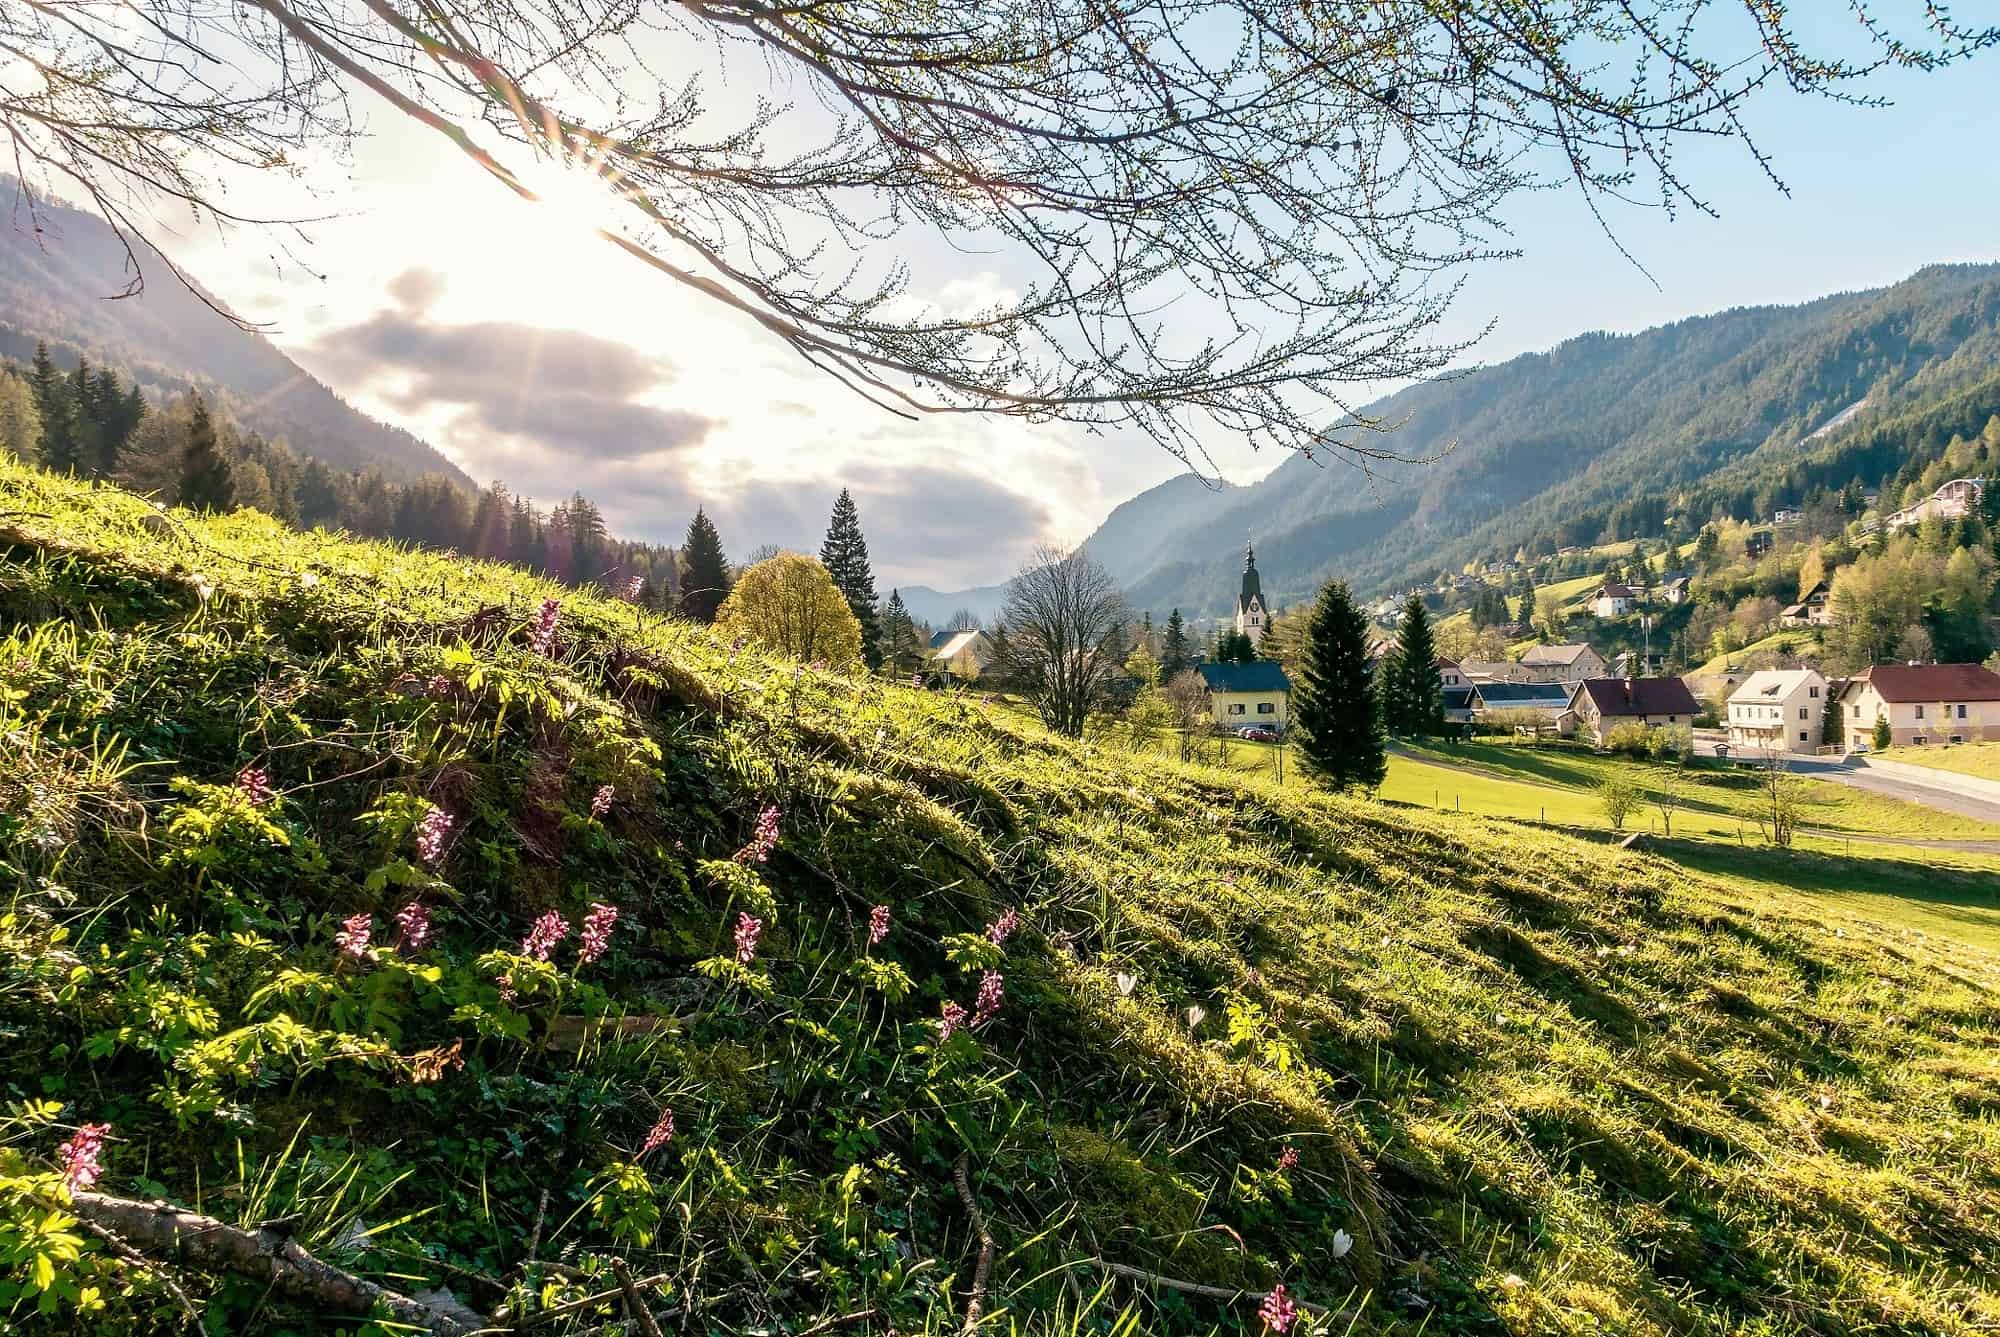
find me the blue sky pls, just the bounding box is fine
[146,13,2000,590]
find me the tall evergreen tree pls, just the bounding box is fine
[28,341,77,473]
[679,507,732,623]
[1293,579,1385,791]
[819,489,882,669]
[1381,593,1443,737]
[66,358,104,475]
[1515,568,1536,625]
[1161,609,1191,676]
[177,395,236,513]
[880,588,924,675]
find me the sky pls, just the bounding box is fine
[137,14,2000,593]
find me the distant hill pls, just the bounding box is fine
[896,582,1008,628]
[0,183,471,487]
[1082,263,2000,615]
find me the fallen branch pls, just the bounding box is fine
[67,1191,481,1335]
[611,1259,667,1337]
[793,1307,879,1337]
[1090,1260,1352,1323]
[952,1156,996,1335]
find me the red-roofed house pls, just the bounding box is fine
[1568,677,1701,747]
[1832,663,2000,750]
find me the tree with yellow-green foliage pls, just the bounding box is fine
[0,370,41,462]
[716,552,863,667]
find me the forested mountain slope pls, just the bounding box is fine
[0,184,471,486]
[1100,264,2000,614]
[1,461,1996,1335]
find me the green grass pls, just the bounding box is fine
[1877,741,2000,782]
[1,461,1999,1335]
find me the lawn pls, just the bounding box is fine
[1877,741,2000,782]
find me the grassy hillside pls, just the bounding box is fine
[2,464,1999,1335]
[1876,743,2000,783]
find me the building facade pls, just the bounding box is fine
[1519,643,1608,684]
[1726,669,1827,754]
[1235,543,1267,642]
[1833,663,2000,749]
[1569,677,1700,747]
[1197,661,1291,730]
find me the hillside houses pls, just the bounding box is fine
[1569,677,1700,747]
[1780,580,1832,628]
[1590,583,1637,618]
[1833,663,2000,749]
[1726,669,1827,755]
[1884,478,1983,532]
[1520,643,1607,683]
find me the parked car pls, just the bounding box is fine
[1848,741,1870,755]
[1235,726,1279,742]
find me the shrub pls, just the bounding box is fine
[1597,773,1642,831]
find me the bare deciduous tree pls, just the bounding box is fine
[3,4,1993,468]
[1001,545,1125,737]
[1163,669,1213,764]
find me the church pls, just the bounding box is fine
[1235,541,1267,641]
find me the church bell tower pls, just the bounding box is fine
[1235,541,1265,641]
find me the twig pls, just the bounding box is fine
[1090,1259,1352,1322]
[611,1259,667,1337]
[525,1187,550,1263]
[71,1213,200,1324]
[952,1156,996,1335]
[793,1308,879,1337]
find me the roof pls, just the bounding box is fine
[930,629,985,661]
[1728,669,1824,703]
[1197,661,1292,694]
[1572,677,1700,717]
[1840,663,2000,704]
[1442,687,1476,712]
[1472,682,1573,707]
[1594,583,1635,598]
[1521,643,1598,666]
[1238,543,1263,613]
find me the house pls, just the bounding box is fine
[1442,686,1478,726]
[1746,528,1774,558]
[1773,508,1803,528]
[1657,575,1692,605]
[1470,681,1576,736]
[1779,580,1833,629]
[1197,661,1292,730]
[1832,663,2000,750]
[1590,583,1636,618]
[1568,677,1700,747]
[1885,478,1983,533]
[1608,649,1666,679]
[928,628,994,680]
[1726,669,1827,755]
[1519,643,1608,684]
[1457,659,1529,684]
[1437,658,1465,691]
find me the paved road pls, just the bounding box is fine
[1784,755,2000,827]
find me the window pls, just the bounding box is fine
[1809,686,1819,699]
[1257,702,1275,715]
[1668,715,1677,723]
[1227,703,1245,716]
[1958,704,1968,719]
[1798,731,1808,742]
[1852,704,1861,718]
[1915,705,1925,718]
[1799,707,1808,720]
[1952,734,1965,744]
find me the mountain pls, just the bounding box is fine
[1087,263,2000,615]
[0,183,471,486]
[896,581,1009,627]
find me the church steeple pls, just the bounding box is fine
[1235,540,1265,639]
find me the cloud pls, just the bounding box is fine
[387,267,447,314]
[307,302,717,460]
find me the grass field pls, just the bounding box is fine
[1878,740,2000,782]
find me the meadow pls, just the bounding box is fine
[1876,741,2000,783]
[1,462,1997,1335]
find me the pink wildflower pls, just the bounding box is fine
[868,904,891,947]
[424,674,453,699]
[497,974,518,1005]
[521,910,570,961]
[973,970,1005,1027]
[938,1001,968,1042]
[236,766,272,806]
[335,912,372,960]
[394,900,432,953]
[415,805,454,865]
[1276,1145,1299,1173]
[639,1107,674,1157]
[910,672,924,688]
[590,784,615,819]
[734,805,780,864]
[1259,1284,1297,1334]
[530,597,562,656]
[622,574,644,601]
[56,1123,109,1193]
[986,906,1019,946]
[579,902,619,965]
[734,912,764,964]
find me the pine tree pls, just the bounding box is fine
[177,395,236,512]
[881,588,924,674]
[1382,594,1443,737]
[1515,568,1536,625]
[66,358,104,475]
[679,507,732,623]
[1161,609,1191,676]
[819,489,882,668]
[28,341,78,473]
[1293,579,1385,790]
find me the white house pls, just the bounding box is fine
[1885,478,1983,532]
[1833,663,2000,749]
[1590,583,1636,618]
[1726,668,1827,755]
[928,628,995,680]
[1519,643,1607,684]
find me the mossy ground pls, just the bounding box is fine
[1,463,1997,1335]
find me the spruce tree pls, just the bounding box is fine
[1161,609,1191,676]
[1515,568,1536,625]
[1293,579,1385,790]
[679,507,732,623]
[1384,593,1443,737]
[66,359,104,475]
[880,588,923,674]
[177,395,236,512]
[819,489,882,668]
[28,341,78,473]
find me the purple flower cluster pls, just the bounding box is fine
[973,970,1005,1027]
[734,805,780,864]
[639,1107,675,1158]
[236,766,272,807]
[424,674,454,699]
[868,904,891,947]
[937,1001,968,1042]
[530,597,562,656]
[1276,1145,1299,1173]
[579,902,619,965]
[986,907,1019,946]
[590,784,615,819]
[1259,1284,1297,1334]
[734,912,764,965]
[335,912,372,960]
[622,575,644,602]
[395,901,432,953]
[415,805,454,866]
[57,1122,110,1193]
[521,910,570,961]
